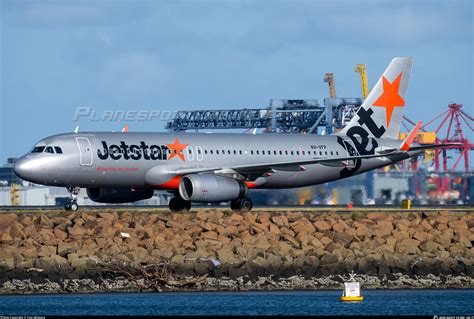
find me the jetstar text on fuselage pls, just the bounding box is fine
[97,141,170,160]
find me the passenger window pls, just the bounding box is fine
[256,150,259,155]
[262,150,265,155]
[228,150,231,155]
[325,151,328,155]
[239,150,242,155]
[291,151,294,155]
[279,151,282,155]
[205,150,208,154]
[302,151,305,155]
[296,151,299,155]
[336,151,339,155]
[319,151,322,155]
[274,150,277,155]
[216,150,219,155]
[210,150,213,154]
[330,151,333,155]
[285,151,288,155]
[251,150,254,155]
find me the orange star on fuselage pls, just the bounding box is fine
[372,72,405,127]
[166,138,188,161]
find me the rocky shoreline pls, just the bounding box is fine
[0,209,472,294]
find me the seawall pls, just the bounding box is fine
[0,208,472,293]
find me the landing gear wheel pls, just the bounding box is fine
[230,197,253,212]
[240,197,253,211]
[230,199,240,211]
[70,202,79,212]
[65,186,81,212]
[169,197,191,212]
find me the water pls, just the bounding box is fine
[0,290,473,316]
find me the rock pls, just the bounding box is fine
[413,230,431,242]
[320,254,338,265]
[448,220,468,230]
[320,236,332,246]
[374,221,393,238]
[229,213,243,223]
[356,226,373,240]
[0,232,13,244]
[332,232,353,248]
[254,237,271,251]
[420,240,445,253]
[38,245,57,257]
[393,230,410,242]
[313,221,331,232]
[217,248,236,263]
[39,214,54,228]
[68,226,85,238]
[271,216,289,227]
[0,213,17,228]
[201,231,218,240]
[332,223,345,233]
[53,228,68,240]
[291,219,316,234]
[396,238,421,255]
[195,211,208,221]
[152,247,174,259]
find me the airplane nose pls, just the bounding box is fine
[13,159,30,179]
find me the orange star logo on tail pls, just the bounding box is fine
[372,72,405,127]
[166,138,188,161]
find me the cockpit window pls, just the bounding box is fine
[54,146,63,154]
[45,146,54,154]
[31,146,45,153]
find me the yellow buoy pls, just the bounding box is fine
[341,272,363,302]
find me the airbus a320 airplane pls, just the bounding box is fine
[14,57,448,212]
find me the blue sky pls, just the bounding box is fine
[1,0,473,165]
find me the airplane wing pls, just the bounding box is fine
[170,142,459,178]
[171,151,404,176]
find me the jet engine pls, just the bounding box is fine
[179,174,247,202]
[87,187,154,203]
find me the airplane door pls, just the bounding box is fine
[76,137,93,166]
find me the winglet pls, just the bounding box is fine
[122,125,129,132]
[74,126,79,134]
[399,121,422,151]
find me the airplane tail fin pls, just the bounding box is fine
[336,57,414,139]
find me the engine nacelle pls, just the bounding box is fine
[87,187,154,203]
[179,174,247,202]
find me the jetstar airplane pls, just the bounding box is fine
[13,57,450,212]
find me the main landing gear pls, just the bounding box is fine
[230,196,253,212]
[169,196,192,212]
[65,186,80,211]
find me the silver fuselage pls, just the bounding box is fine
[14,132,419,190]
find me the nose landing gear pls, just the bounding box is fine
[65,186,80,211]
[230,196,253,212]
